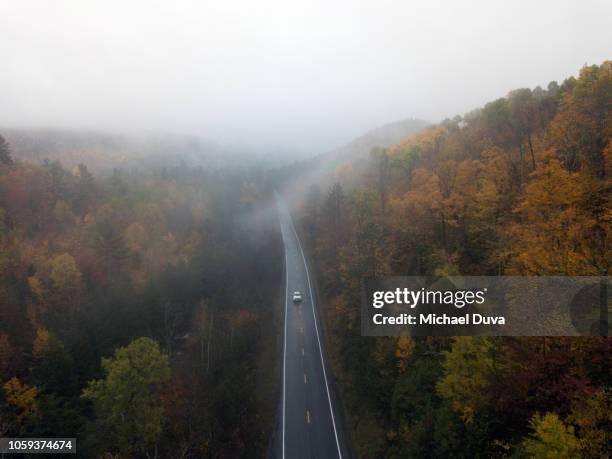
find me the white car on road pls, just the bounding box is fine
[292,291,302,304]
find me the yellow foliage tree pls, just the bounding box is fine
[125,222,147,254]
[3,377,39,423]
[437,337,498,423]
[49,253,82,295]
[505,160,600,274]
[522,413,580,459]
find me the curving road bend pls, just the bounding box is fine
[272,194,352,459]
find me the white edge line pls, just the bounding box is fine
[279,196,288,459]
[288,204,343,459]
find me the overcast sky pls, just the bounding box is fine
[1,1,610,156]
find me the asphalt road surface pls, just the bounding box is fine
[272,194,352,459]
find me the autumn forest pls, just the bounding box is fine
[0,57,610,459]
[0,144,282,456]
[293,61,611,458]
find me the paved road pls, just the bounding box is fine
[272,194,352,459]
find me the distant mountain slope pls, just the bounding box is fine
[280,118,430,202]
[1,128,236,174]
[323,118,430,163]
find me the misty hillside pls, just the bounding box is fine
[280,118,429,202]
[2,128,237,174]
[323,118,430,162]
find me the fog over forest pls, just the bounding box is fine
[1,0,611,156]
[0,2,610,458]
